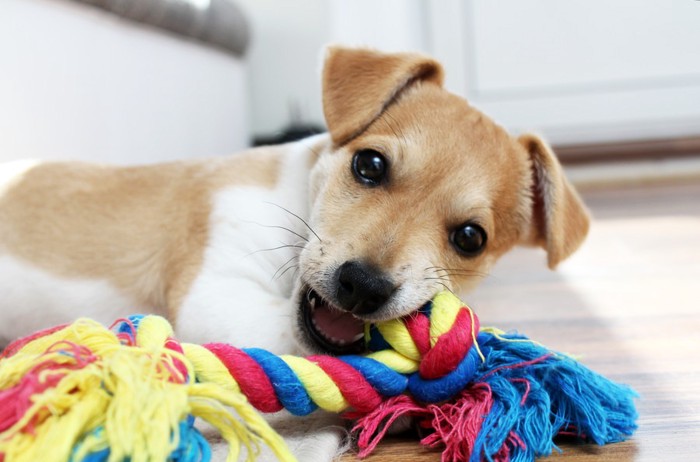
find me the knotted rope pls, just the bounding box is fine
[186,292,481,415]
[0,292,637,462]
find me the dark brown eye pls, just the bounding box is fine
[352,149,387,186]
[450,223,487,256]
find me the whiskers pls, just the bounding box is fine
[241,222,309,243]
[243,243,305,258]
[272,254,301,282]
[423,276,455,295]
[244,202,324,284]
[263,201,322,243]
[424,266,491,295]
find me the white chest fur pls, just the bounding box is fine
[176,138,319,354]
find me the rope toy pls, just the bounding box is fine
[0,292,637,462]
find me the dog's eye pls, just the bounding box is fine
[450,223,487,256]
[352,149,387,186]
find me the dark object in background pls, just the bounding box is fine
[254,100,325,146]
[253,124,325,147]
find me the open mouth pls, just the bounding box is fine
[301,287,366,355]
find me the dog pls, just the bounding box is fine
[0,46,590,359]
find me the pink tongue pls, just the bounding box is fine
[313,305,364,342]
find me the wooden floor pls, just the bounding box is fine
[341,180,700,461]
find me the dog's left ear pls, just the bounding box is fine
[519,134,591,269]
[322,46,444,145]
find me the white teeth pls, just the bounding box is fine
[306,289,362,348]
[311,324,348,346]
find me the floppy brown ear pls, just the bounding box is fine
[322,46,444,145]
[519,134,591,269]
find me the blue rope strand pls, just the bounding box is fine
[244,347,318,416]
[340,355,408,397]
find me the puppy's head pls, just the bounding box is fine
[295,47,590,354]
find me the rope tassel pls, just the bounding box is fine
[0,292,637,461]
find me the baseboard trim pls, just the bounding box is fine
[565,156,700,190]
[554,136,700,165]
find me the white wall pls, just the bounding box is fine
[429,0,700,144]
[239,0,700,145]
[328,0,428,53]
[0,0,249,164]
[236,0,330,137]
[12,0,695,153]
[236,0,430,138]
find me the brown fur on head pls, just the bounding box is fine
[303,47,590,304]
[295,46,589,352]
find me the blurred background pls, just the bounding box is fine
[1,0,700,172]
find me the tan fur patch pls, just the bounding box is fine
[323,46,444,146]
[0,146,284,318]
[308,82,536,296]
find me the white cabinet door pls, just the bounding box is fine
[427,0,700,144]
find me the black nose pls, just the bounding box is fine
[335,260,396,315]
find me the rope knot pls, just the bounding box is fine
[367,292,482,402]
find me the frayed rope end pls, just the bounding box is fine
[349,331,637,462]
